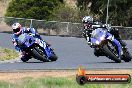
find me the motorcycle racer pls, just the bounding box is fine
[11,22,47,61]
[82,16,126,47]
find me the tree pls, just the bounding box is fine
[5,0,63,20]
[99,0,132,26]
[51,4,81,22]
[77,0,132,26]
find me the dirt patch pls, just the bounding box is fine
[0,22,11,32]
[0,70,132,83]
[0,70,75,83]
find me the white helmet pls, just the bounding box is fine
[82,16,93,23]
[12,22,22,35]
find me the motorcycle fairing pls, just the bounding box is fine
[90,28,121,58]
[37,40,53,58]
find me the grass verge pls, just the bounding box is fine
[0,47,19,61]
[0,76,131,88]
[0,70,131,88]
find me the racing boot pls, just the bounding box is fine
[86,37,92,45]
[21,51,31,62]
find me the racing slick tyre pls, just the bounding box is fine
[103,45,121,63]
[122,50,132,62]
[49,54,58,61]
[31,47,49,62]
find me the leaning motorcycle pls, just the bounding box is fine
[17,33,58,62]
[87,28,131,63]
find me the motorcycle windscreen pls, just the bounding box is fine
[91,28,106,45]
[18,34,26,43]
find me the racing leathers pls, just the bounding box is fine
[82,22,101,44]
[82,23,126,47]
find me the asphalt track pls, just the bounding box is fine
[0,33,132,71]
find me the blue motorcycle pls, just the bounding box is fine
[17,33,58,62]
[88,28,131,63]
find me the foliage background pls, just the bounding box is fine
[4,0,132,26]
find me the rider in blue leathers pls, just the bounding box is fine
[11,22,46,61]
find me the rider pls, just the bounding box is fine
[82,16,126,47]
[11,22,46,61]
[82,16,93,44]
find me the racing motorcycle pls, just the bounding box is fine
[87,28,131,63]
[17,33,58,62]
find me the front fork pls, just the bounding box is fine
[37,39,52,58]
[106,32,122,58]
[112,39,122,58]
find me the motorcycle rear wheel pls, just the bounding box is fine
[122,49,132,62]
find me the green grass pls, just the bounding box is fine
[0,76,131,88]
[0,47,19,60]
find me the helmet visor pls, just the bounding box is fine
[13,28,20,33]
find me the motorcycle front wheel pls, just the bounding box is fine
[49,53,58,61]
[102,45,121,63]
[31,46,48,62]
